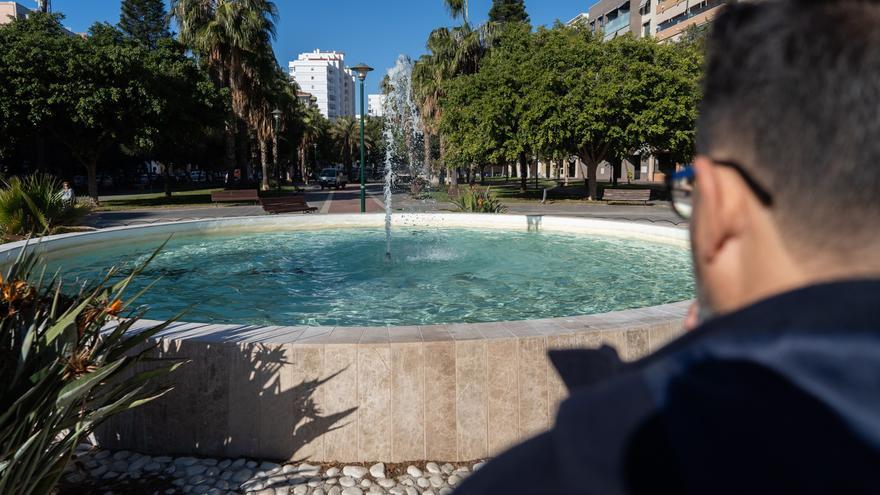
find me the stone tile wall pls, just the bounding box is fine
[96,301,689,463]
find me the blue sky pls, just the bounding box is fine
[47,0,591,101]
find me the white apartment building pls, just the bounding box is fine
[289,50,356,120]
[367,94,386,118]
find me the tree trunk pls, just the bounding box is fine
[479,164,486,185]
[611,157,620,187]
[518,152,528,193]
[164,163,172,198]
[424,132,432,175]
[273,135,280,189]
[260,139,270,191]
[585,159,599,200]
[85,159,98,204]
[224,121,236,174]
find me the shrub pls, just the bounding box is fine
[0,243,184,494]
[452,185,508,213]
[0,174,92,240]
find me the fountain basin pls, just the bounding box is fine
[0,214,692,462]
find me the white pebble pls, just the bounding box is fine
[406,466,422,478]
[343,465,368,479]
[425,462,441,474]
[369,463,386,479]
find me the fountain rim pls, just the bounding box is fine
[0,213,693,343]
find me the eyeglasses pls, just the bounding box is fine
[666,158,773,220]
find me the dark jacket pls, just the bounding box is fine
[454,281,880,495]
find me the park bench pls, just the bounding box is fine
[602,188,652,205]
[210,189,259,204]
[260,195,317,214]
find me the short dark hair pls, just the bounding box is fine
[697,0,880,250]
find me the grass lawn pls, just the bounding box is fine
[96,186,302,211]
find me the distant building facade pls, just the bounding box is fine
[0,2,32,25]
[565,12,590,27]
[585,0,729,41]
[367,94,386,118]
[289,50,356,120]
[655,0,727,41]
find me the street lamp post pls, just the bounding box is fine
[351,63,374,213]
[271,108,282,191]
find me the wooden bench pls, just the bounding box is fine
[602,188,652,205]
[211,189,259,204]
[260,196,317,214]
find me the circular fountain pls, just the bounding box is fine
[0,214,692,463]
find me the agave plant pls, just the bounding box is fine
[452,185,508,213]
[0,241,185,495]
[0,174,92,240]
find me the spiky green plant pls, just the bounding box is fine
[0,241,185,495]
[452,185,508,213]
[0,174,92,240]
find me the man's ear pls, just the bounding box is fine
[692,156,724,265]
[692,156,750,266]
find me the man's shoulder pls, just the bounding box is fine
[551,320,880,493]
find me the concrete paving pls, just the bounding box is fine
[83,183,686,228]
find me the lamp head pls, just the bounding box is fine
[351,63,374,82]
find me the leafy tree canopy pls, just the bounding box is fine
[119,0,170,48]
[488,0,529,25]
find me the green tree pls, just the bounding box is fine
[133,37,229,197]
[444,0,469,24]
[298,104,328,182]
[488,0,529,24]
[171,0,279,173]
[331,117,359,179]
[442,22,534,190]
[118,0,170,48]
[522,27,700,199]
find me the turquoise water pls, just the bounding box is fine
[50,228,694,326]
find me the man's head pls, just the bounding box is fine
[692,0,880,316]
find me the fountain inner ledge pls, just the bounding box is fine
[1,214,692,463]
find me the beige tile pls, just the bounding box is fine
[358,345,392,461]
[192,342,231,457]
[256,343,295,460]
[624,328,650,361]
[389,326,422,343]
[391,343,425,462]
[518,337,549,438]
[487,339,519,456]
[648,320,686,352]
[419,325,452,342]
[358,327,390,344]
[455,340,488,461]
[226,342,262,458]
[546,334,579,419]
[424,341,456,461]
[325,327,365,344]
[321,345,359,462]
[284,344,326,462]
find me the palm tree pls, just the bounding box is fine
[299,105,327,183]
[331,117,359,179]
[171,0,278,174]
[412,23,490,185]
[444,0,469,24]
